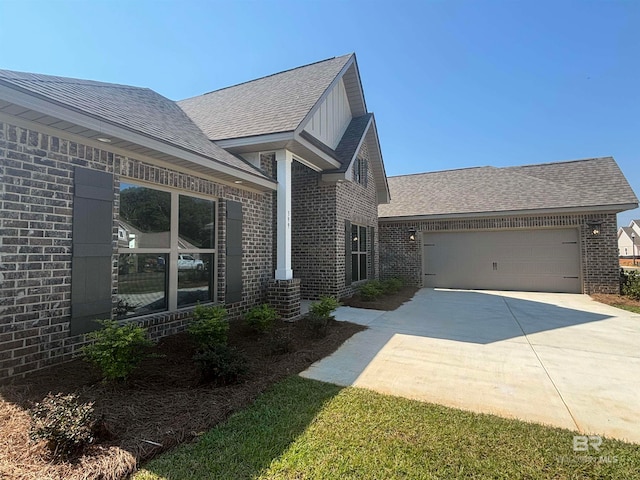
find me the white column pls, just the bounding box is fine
[275,149,293,280]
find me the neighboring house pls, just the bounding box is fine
[0,54,388,379]
[378,158,638,295]
[618,221,640,258]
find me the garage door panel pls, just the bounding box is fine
[423,229,581,293]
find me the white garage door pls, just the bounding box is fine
[422,229,581,293]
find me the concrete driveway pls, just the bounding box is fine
[301,289,640,444]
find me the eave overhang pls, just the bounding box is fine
[379,203,639,223]
[0,83,277,192]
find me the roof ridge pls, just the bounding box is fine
[388,166,494,178]
[0,69,150,91]
[503,156,613,170]
[179,54,353,101]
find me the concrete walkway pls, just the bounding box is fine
[301,288,640,444]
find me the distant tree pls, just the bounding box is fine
[120,187,170,232]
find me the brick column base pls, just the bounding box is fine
[268,278,301,321]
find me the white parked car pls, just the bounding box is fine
[178,254,204,270]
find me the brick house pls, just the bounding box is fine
[1,55,637,380]
[379,158,638,294]
[0,54,389,379]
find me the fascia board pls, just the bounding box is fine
[215,131,294,149]
[378,204,640,222]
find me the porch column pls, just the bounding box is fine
[275,149,293,280]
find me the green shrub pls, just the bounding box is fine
[358,280,384,301]
[193,344,248,384]
[621,269,640,300]
[245,304,278,334]
[307,312,330,337]
[188,304,229,347]
[267,327,295,355]
[83,320,152,381]
[382,277,404,295]
[307,296,341,337]
[30,392,95,459]
[309,296,341,319]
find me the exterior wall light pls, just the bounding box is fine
[586,220,603,236]
[408,228,417,242]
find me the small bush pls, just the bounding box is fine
[309,296,341,319]
[83,320,152,381]
[621,269,640,300]
[307,297,341,337]
[382,277,404,295]
[307,312,330,337]
[358,280,384,301]
[30,393,95,459]
[188,304,229,347]
[268,327,295,355]
[193,344,248,384]
[245,304,278,334]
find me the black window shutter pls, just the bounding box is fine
[70,167,114,335]
[369,225,375,278]
[345,220,352,286]
[225,200,243,303]
[363,160,368,188]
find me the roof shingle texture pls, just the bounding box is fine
[379,157,638,218]
[0,69,263,176]
[177,55,353,141]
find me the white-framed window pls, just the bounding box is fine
[351,224,368,282]
[116,182,217,318]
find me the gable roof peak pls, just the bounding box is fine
[177,54,357,141]
[183,54,355,101]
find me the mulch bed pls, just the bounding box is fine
[591,293,640,309]
[340,286,420,311]
[0,318,365,480]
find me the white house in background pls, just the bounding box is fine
[618,219,640,257]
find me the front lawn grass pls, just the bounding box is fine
[611,303,640,314]
[135,376,640,479]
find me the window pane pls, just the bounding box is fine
[117,253,167,318]
[359,253,368,280]
[351,225,359,252]
[352,253,359,282]
[119,183,171,248]
[178,253,214,307]
[179,195,216,249]
[360,226,367,252]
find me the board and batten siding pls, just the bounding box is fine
[304,78,351,149]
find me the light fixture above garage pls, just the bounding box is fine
[408,228,417,242]
[586,220,603,236]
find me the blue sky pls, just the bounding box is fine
[1,0,638,226]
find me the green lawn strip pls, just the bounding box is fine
[135,376,640,480]
[611,303,640,314]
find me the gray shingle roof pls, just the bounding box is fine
[0,69,265,177]
[177,55,353,141]
[620,226,636,237]
[379,157,638,218]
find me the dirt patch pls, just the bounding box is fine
[340,286,420,311]
[591,293,640,309]
[619,259,640,267]
[0,318,364,480]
